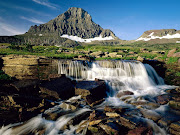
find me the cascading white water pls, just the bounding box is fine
[57,60,169,97]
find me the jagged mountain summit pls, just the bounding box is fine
[136,29,180,43]
[26,7,117,44]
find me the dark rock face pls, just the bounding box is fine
[75,80,107,106]
[39,76,75,100]
[26,7,116,39]
[0,81,53,126]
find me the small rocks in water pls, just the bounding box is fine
[116,91,134,98]
[99,123,119,135]
[88,126,99,133]
[76,120,89,134]
[89,110,105,121]
[89,119,102,126]
[155,94,171,105]
[169,101,180,111]
[119,117,136,129]
[86,96,105,107]
[106,112,120,117]
[169,121,180,135]
[141,109,162,122]
[66,95,82,103]
[127,127,153,135]
[158,115,177,128]
[104,106,126,113]
[59,102,77,110]
[68,111,91,126]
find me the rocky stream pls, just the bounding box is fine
[0,55,180,135]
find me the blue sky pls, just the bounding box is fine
[0,0,180,40]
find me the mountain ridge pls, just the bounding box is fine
[136,29,180,43]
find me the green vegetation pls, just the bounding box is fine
[0,70,11,80]
[167,57,179,64]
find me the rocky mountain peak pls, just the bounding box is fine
[26,7,117,40]
[66,7,91,19]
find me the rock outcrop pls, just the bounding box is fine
[2,55,54,80]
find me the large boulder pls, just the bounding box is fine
[75,79,106,106]
[39,75,75,100]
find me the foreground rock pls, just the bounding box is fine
[75,79,106,106]
[39,75,75,100]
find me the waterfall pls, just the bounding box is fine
[57,60,167,97]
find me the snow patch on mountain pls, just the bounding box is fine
[136,32,180,41]
[60,34,114,43]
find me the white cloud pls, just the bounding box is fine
[0,23,25,36]
[20,16,45,24]
[0,17,25,36]
[32,0,59,9]
[0,1,50,16]
[15,6,50,16]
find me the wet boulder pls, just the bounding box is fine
[39,75,75,99]
[10,79,40,96]
[155,94,171,105]
[89,110,106,121]
[116,91,134,98]
[99,123,119,135]
[158,114,179,128]
[89,119,102,126]
[106,112,120,118]
[141,109,162,122]
[75,79,106,106]
[87,126,99,134]
[169,101,180,111]
[169,121,180,135]
[128,127,153,135]
[118,115,146,130]
[119,117,137,129]
[59,102,77,111]
[104,106,126,114]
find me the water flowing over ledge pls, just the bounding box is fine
[58,60,175,97]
